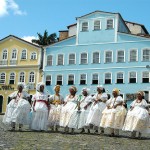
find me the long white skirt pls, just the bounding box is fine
[86,102,106,127]
[123,107,150,133]
[100,106,127,129]
[48,104,62,126]
[59,102,77,127]
[3,99,31,125]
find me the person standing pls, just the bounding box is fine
[3,83,31,131]
[123,91,149,139]
[48,85,64,132]
[100,88,127,137]
[31,82,49,131]
[86,85,108,134]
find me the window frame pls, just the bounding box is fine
[81,21,89,32]
[128,71,137,83]
[80,52,88,64]
[104,72,112,84]
[142,71,150,83]
[104,50,113,63]
[93,20,101,30]
[79,73,87,85]
[129,49,138,62]
[2,49,8,60]
[57,54,64,66]
[19,72,25,83]
[116,72,124,84]
[142,48,150,62]
[11,49,17,60]
[56,74,63,85]
[68,53,76,65]
[29,72,35,83]
[91,73,99,85]
[9,72,15,85]
[47,55,53,66]
[106,18,114,29]
[46,75,52,86]
[67,74,75,85]
[30,52,37,60]
[92,51,100,64]
[116,50,125,63]
[21,49,27,60]
[0,72,6,84]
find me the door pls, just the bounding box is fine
[0,95,3,113]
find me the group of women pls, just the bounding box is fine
[3,82,150,139]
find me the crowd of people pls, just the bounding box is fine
[2,82,150,139]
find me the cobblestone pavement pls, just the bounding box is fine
[0,115,150,150]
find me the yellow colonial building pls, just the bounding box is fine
[0,35,42,113]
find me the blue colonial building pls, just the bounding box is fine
[43,11,150,103]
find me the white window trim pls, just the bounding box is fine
[21,49,27,60]
[28,71,35,83]
[128,48,138,62]
[47,54,53,66]
[128,71,137,83]
[18,71,25,83]
[93,19,101,30]
[92,51,100,64]
[30,51,37,60]
[11,48,18,60]
[80,21,89,32]
[116,50,125,63]
[67,74,75,85]
[141,71,150,83]
[56,74,63,85]
[68,53,76,65]
[2,49,8,60]
[104,50,113,63]
[79,52,88,64]
[106,18,114,29]
[0,72,6,84]
[56,54,64,65]
[9,72,16,84]
[46,74,52,85]
[116,72,124,84]
[91,73,99,84]
[79,73,87,84]
[104,72,112,84]
[141,48,150,61]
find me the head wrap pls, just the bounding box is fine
[36,82,45,92]
[17,82,24,89]
[137,91,145,97]
[54,85,60,91]
[82,87,90,95]
[113,88,120,95]
[97,85,104,90]
[69,86,77,92]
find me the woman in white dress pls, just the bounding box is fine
[59,86,78,133]
[86,85,108,134]
[68,88,93,133]
[48,85,64,131]
[123,91,149,138]
[100,88,127,137]
[31,82,49,131]
[3,83,31,131]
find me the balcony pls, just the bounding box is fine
[27,83,35,90]
[0,60,8,66]
[10,60,17,65]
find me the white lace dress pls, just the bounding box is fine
[31,91,49,131]
[68,95,93,129]
[48,94,64,127]
[59,95,78,127]
[123,99,150,133]
[3,91,31,125]
[86,93,108,127]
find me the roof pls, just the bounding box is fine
[67,23,77,29]
[59,30,68,32]
[0,35,41,48]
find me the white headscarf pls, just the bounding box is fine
[97,85,104,90]
[82,87,90,95]
[17,82,25,89]
[36,82,45,92]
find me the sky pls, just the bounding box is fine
[0,0,150,42]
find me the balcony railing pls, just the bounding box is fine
[10,60,17,65]
[0,60,8,65]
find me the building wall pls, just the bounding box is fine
[68,25,77,37]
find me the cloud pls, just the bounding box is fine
[0,0,26,17]
[22,36,38,43]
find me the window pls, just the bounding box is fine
[29,72,35,83]
[19,72,25,83]
[82,22,88,31]
[93,52,100,64]
[129,72,136,83]
[105,51,112,63]
[47,55,53,66]
[94,20,101,30]
[68,74,74,85]
[12,49,17,59]
[21,50,27,59]
[9,73,15,84]
[130,49,137,62]
[69,54,75,65]
[80,53,87,64]
[31,52,37,60]
[56,75,62,85]
[0,73,5,84]
[3,50,7,59]
[142,71,149,83]
[92,73,98,84]
[105,73,111,84]
[116,72,124,83]
[80,74,86,85]
[57,54,64,65]
[46,75,51,85]
[117,50,125,63]
[107,19,114,29]
[142,49,150,61]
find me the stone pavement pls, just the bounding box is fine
[0,115,150,150]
